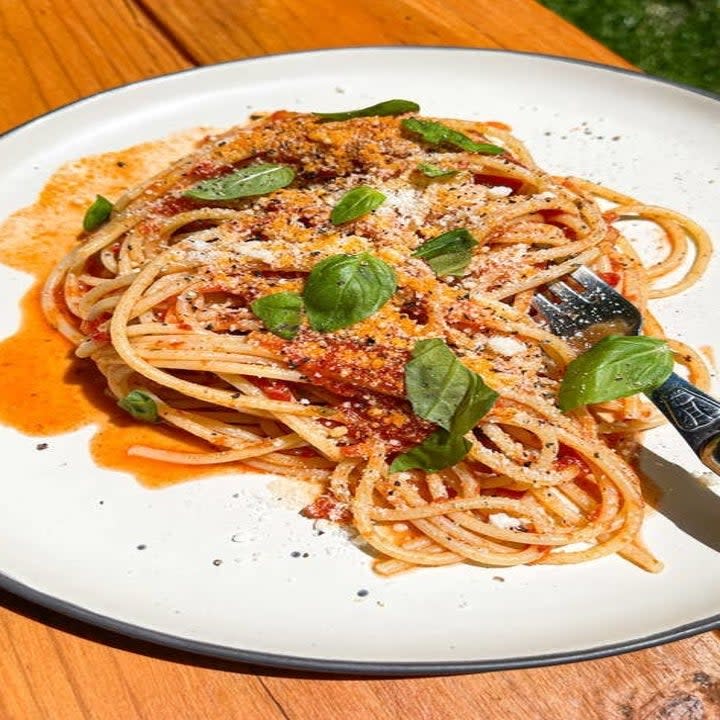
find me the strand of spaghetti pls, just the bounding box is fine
[535,471,641,564]
[128,432,306,464]
[78,272,129,288]
[380,475,552,561]
[584,187,711,296]
[112,351,317,416]
[492,223,568,246]
[218,374,343,461]
[531,211,606,264]
[147,359,304,381]
[643,218,687,280]
[567,176,635,205]
[84,296,123,322]
[466,435,577,487]
[135,348,282,365]
[618,538,664,573]
[352,449,461,566]
[492,418,559,469]
[668,340,712,390]
[476,125,535,166]
[329,459,359,504]
[540,506,642,565]
[423,513,537,555]
[480,423,534,464]
[377,498,600,546]
[499,390,644,501]
[377,479,622,546]
[450,463,480,496]
[370,495,527,521]
[155,407,270,447]
[531,486,585,524]
[58,217,144,294]
[641,310,712,389]
[409,515,545,566]
[77,273,139,318]
[462,292,575,364]
[373,536,456,575]
[469,194,582,246]
[490,246,601,299]
[108,253,322,417]
[128,276,199,319]
[128,331,281,359]
[250,459,329,476]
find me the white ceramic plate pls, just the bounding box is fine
[1,48,719,675]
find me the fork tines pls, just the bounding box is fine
[532,266,642,338]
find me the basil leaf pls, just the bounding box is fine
[330,186,386,225]
[417,162,458,179]
[390,429,471,473]
[303,253,396,332]
[402,118,504,155]
[251,292,303,340]
[412,228,478,277]
[559,335,674,411]
[83,195,113,232]
[394,339,497,473]
[405,338,497,435]
[315,99,419,122]
[118,390,158,423]
[184,164,294,200]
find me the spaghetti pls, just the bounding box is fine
[43,110,712,574]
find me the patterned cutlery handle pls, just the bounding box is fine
[650,372,720,475]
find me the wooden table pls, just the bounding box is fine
[1,1,719,718]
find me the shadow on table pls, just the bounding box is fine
[0,586,383,679]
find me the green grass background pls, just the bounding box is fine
[539,0,720,93]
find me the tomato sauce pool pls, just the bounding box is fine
[0,130,251,488]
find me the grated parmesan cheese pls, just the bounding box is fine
[384,187,420,213]
[487,185,514,198]
[375,186,429,227]
[487,335,527,357]
[232,242,276,264]
[173,236,224,265]
[488,513,525,530]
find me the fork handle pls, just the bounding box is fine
[649,373,720,475]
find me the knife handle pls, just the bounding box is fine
[650,372,720,475]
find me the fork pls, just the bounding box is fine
[532,266,720,475]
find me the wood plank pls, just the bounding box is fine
[0,591,287,720]
[264,634,720,719]
[139,0,633,68]
[0,0,191,134]
[2,586,717,719]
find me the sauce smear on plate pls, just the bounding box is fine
[0,130,252,487]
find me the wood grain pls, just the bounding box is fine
[0,589,718,720]
[0,0,190,134]
[138,0,633,68]
[0,591,286,720]
[264,634,720,719]
[0,0,718,718]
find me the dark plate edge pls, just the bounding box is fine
[0,46,718,676]
[1,568,718,676]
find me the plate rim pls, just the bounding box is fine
[3,46,719,143]
[1,46,718,675]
